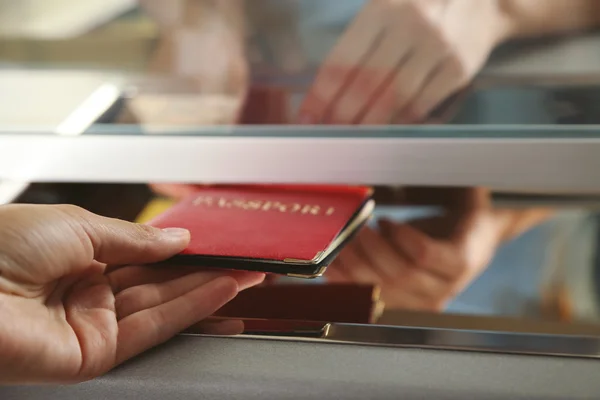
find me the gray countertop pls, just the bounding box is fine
[2,335,599,399]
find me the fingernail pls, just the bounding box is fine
[161,227,191,240]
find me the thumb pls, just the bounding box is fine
[0,205,190,283]
[67,206,191,266]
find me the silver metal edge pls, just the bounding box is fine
[323,324,600,359]
[187,324,600,359]
[2,134,600,192]
[0,82,122,206]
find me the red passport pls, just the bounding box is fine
[148,185,374,278]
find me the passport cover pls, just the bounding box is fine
[148,185,374,277]
[214,284,384,324]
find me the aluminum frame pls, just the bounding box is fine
[2,132,600,192]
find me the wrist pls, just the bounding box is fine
[491,0,521,44]
[491,208,555,243]
[491,209,520,243]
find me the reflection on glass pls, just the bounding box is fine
[3,0,600,350]
[11,182,600,333]
[0,1,600,133]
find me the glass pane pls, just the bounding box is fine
[1,1,600,137]
[5,2,600,371]
[6,181,600,333]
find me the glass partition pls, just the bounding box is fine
[3,0,600,362]
[2,1,600,135]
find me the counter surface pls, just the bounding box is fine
[2,335,599,399]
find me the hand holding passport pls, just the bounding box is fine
[147,184,375,278]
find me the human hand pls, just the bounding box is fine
[0,204,265,385]
[140,0,249,96]
[298,0,513,125]
[326,188,526,311]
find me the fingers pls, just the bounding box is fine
[379,219,461,279]
[321,23,416,124]
[354,227,407,280]
[0,205,190,285]
[298,1,450,125]
[335,245,382,284]
[107,265,197,293]
[115,270,265,320]
[352,225,448,310]
[62,205,191,266]
[406,57,469,123]
[329,216,496,312]
[399,268,448,304]
[324,261,350,283]
[297,0,497,126]
[328,250,442,311]
[107,265,265,294]
[297,2,385,123]
[116,276,239,366]
[327,218,472,311]
[360,39,448,124]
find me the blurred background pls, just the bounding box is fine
[2,0,600,334]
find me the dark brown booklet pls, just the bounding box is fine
[213,283,384,324]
